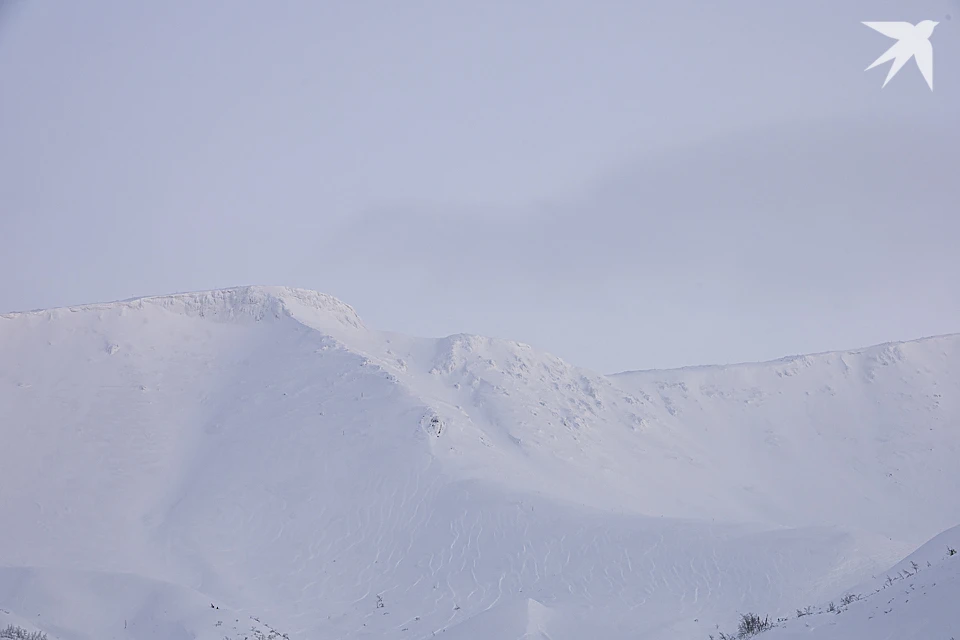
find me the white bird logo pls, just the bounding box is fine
[862,20,938,90]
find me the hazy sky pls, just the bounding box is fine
[1,0,958,373]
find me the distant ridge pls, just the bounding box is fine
[613,331,960,377]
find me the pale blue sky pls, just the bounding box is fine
[1,0,958,373]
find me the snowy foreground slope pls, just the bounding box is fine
[1,286,958,640]
[757,525,960,640]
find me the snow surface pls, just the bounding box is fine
[1,285,957,639]
[757,525,960,640]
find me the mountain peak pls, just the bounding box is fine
[1,285,366,331]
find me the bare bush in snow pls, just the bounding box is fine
[0,625,48,640]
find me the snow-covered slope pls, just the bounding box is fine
[611,338,960,544]
[753,525,960,640]
[1,286,957,639]
[0,567,286,640]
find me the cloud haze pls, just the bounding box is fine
[1,0,958,371]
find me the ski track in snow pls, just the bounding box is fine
[0,286,957,639]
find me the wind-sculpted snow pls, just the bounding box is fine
[1,287,957,639]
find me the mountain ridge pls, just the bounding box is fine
[0,285,365,332]
[613,330,960,377]
[4,284,958,377]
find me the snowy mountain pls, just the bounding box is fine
[1,286,957,640]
